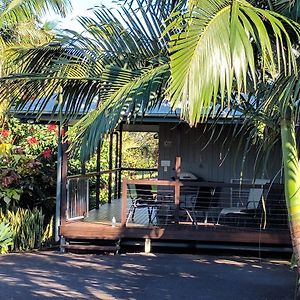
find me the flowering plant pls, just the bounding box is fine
[0,118,57,212]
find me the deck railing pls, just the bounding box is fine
[66,167,158,212]
[121,179,288,230]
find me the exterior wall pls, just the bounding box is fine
[158,123,282,183]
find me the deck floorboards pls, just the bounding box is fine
[61,199,291,247]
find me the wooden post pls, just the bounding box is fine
[81,162,86,175]
[174,156,181,224]
[145,238,151,253]
[61,125,68,224]
[108,133,113,203]
[175,156,181,179]
[55,124,62,242]
[121,179,127,227]
[95,140,101,209]
[174,180,180,224]
[114,132,119,199]
[117,123,123,199]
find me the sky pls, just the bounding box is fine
[43,0,117,32]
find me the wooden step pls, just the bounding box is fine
[64,244,120,252]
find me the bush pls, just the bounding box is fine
[0,221,13,254]
[0,208,53,252]
[0,118,57,220]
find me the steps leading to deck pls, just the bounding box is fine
[61,238,121,254]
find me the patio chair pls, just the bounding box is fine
[217,179,269,225]
[126,184,157,224]
[181,185,220,227]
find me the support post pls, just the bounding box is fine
[55,125,62,242]
[175,156,181,179]
[121,179,127,227]
[174,157,181,224]
[95,141,101,209]
[108,133,113,203]
[61,125,68,225]
[145,238,151,253]
[117,124,123,199]
[114,132,119,199]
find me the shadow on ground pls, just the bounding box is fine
[0,251,296,300]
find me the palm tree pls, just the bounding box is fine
[1,0,300,285]
[0,0,72,118]
[165,0,300,295]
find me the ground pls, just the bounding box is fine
[0,251,295,300]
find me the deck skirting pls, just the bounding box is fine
[60,221,291,247]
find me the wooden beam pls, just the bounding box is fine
[114,132,119,199]
[95,141,101,209]
[117,123,123,199]
[121,179,128,227]
[55,124,62,242]
[108,133,113,204]
[60,222,291,245]
[61,125,68,225]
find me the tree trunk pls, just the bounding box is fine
[280,117,300,298]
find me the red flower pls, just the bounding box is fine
[47,124,57,132]
[27,136,38,145]
[42,149,52,159]
[0,129,10,138]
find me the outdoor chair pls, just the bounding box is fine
[236,184,287,229]
[181,185,220,227]
[217,179,269,225]
[126,184,158,224]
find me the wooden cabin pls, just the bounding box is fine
[58,106,290,253]
[13,102,291,253]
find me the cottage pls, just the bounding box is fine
[14,101,290,253]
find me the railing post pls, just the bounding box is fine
[108,133,113,203]
[174,156,181,224]
[174,180,180,224]
[117,123,123,199]
[95,140,101,209]
[121,179,127,227]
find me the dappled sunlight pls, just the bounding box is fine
[86,286,118,300]
[0,252,296,300]
[179,272,196,278]
[193,258,211,264]
[122,263,148,270]
[214,259,247,267]
[251,264,263,269]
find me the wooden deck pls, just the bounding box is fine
[60,221,291,246]
[60,200,291,248]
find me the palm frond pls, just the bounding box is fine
[0,0,71,25]
[70,64,170,161]
[168,0,300,126]
[0,2,171,161]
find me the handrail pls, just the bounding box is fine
[67,167,158,180]
[67,169,120,179]
[122,167,158,172]
[121,179,285,227]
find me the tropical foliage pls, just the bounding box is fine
[0,208,53,251]
[0,118,58,215]
[0,221,13,254]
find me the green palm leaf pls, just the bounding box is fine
[168,0,300,125]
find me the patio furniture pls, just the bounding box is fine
[126,184,158,224]
[217,179,269,225]
[181,185,220,227]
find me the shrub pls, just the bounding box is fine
[0,208,53,252]
[0,221,13,254]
